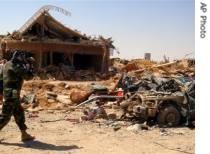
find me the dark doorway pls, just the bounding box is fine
[43,52,70,66]
[73,54,102,72]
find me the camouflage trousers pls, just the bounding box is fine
[0,98,27,131]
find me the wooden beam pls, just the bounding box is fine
[4,40,104,55]
[101,45,107,73]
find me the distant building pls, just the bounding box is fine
[144,53,151,60]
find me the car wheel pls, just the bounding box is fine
[157,105,181,127]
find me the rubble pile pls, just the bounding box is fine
[110,58,130,71]
[122,59,156,72]
[22,80,93,109]
[18,58,195,128]
[111,58,195,77]
[37,65,104,81]
[15,58,194,82]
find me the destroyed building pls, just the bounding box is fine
[0,5,115,76]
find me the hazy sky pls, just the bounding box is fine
[0,0,195,60]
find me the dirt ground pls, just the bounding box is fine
[0,109,194,154]
[0,78,195,154]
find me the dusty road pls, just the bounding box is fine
[0,110,194,154]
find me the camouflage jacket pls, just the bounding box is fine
[0,63,4,81]
[3,60,34,99]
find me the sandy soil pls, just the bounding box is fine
[0,109,195,154]
[0,79,195,154]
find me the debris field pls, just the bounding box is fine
[0,58,195,154]
[0,5,195,154]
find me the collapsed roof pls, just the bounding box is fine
[0,5,115,73]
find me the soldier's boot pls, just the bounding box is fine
[21,130,35,142]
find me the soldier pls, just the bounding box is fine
[0,59,7,102]
[0,51,35,142]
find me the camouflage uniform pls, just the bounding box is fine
[0,63,4,100]
[0,60,33,131]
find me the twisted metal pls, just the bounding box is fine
[18,5,71,34]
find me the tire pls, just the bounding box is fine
[157,105,181,127]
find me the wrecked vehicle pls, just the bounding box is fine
[120,81,195,127]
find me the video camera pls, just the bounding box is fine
[11,50,35,74]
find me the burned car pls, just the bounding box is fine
[119,78,195,127]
